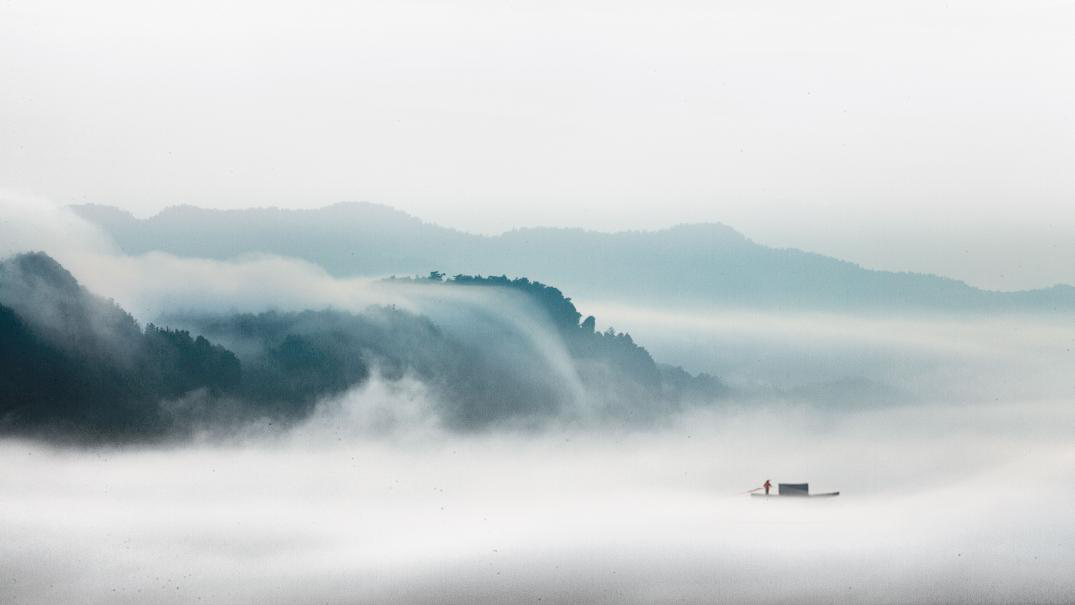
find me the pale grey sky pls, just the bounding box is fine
[2,0,1073,290]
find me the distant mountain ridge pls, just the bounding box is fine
[72,202,1075,313]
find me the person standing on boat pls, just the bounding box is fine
[763,479,772,495]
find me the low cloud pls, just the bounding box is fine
[2,195,1073,603]
[587,302,1075,403]
[1,398,1072,604]
[0,191,115,261]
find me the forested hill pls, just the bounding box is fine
[73,202,1075,313]
[0,253,725,442]
[383,272,726,410]
[0,252,240,440]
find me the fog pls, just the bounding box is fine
[3,305,1074,603]
[3,196,1074,601]
[2,398,1073,604]
[4,1,1075,290]
[586,303,1075,403]
[5,0,1074,594]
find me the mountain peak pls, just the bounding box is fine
[0,251,81,296]
[663,222,752,243]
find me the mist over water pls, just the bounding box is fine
[3,302,1073,603]
[2,402,1072,604]
[4,0,1075,594]
[2,198,1073,602]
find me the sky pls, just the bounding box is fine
[1,0,1074,290]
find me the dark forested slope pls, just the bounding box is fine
[0,253,239,440]
[1,254,725,441]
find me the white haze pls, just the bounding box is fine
[0,192,116,261]
[4,0,1075,290]
[3,306,1074,603]
[585,302,1075,403]
[2,197,1075,602]
[2,396,1073,604]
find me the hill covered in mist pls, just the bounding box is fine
[0,253,240,440]
[73,202,1075,313]
[0,253,724,442]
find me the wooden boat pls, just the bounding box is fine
[750,483,839,498]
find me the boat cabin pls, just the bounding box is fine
[779,483,810,496]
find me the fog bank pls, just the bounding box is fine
[2,398,1073,604]
[3,195,1073,603]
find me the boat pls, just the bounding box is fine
[750,482,840,498]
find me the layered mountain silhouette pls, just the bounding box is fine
[0,252,724,442]
[73,202,1075,312]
